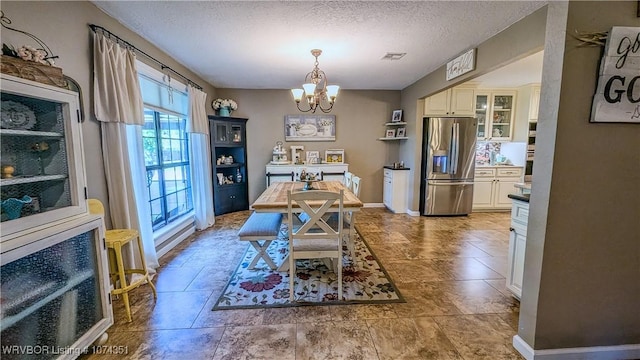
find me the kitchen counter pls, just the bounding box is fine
[508,193,530,203]
[383,165,410,170]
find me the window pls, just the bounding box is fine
[142,109,193,230]
[138,65,193,231]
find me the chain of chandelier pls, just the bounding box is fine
[291,49,340,113]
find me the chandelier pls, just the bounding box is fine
[291,49,340,113]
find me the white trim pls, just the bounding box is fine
[154,212,194,246]
[406,209,421,216]
[513,335,640,360]
[156,223,196,258]
[363,203,385,208]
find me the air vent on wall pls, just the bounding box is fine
[381,52,406,60]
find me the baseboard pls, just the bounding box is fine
[513,335,640,360]
[406,209,420,216]
[363,203,385,208]
[156,224,195,258]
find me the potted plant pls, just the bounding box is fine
[211,98,238,116]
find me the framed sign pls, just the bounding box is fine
[590,27,640,123]
[285,115,336,141]
[446,48,476,81]
[325,149,345,163]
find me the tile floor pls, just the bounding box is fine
[82,208,523,360]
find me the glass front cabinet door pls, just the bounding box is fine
[1,215,113,360]
[1,75,87,239]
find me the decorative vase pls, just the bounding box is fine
[218,107,231,117]
[1,195,32,220]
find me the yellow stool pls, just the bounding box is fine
[88,199,157,322]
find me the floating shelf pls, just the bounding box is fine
[378,137,409,141]
[384,122,407,126]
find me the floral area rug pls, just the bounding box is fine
[213,227,404,310]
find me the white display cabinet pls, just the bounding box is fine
[1,215,113,360]
[1,75,87,240]
[1,75,111,359]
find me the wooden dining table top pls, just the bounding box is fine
[252,181,363,213]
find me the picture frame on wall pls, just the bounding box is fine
[391,110,403,122]
[396,127,406,137]
[325,149,345,163]
[386,129,396,138]
[285,115,336,141]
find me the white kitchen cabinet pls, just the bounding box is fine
[424,87,475,116]
[507,198,529,299]
[529,86,541,120]
[475,90,517,141]
[383,167,408,213]
[472,166,523,210]
[265,163,349,187]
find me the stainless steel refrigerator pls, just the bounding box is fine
[421,117,477,216]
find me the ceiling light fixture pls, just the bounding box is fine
[291,49,339,113]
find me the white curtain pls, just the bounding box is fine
[93,32,159,273]
[187,84,215,229]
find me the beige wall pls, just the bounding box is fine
[400,7,547,211]
[215,89,401,204]
[519,0,640,350]
[1,1,218,226]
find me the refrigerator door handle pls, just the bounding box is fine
[450,123,459,175]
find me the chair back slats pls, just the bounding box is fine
[344,171,354,191]
[288,190,343,238]
[351,176,361,198]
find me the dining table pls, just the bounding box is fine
[251,180,363,271]
[252,180,363,213]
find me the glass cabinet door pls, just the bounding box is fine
[1,75,87,238]
[490,94,514,140]
[475,94,488,139]
[215,122,228,143]
[230,124,242,143]
[1,216,112,359]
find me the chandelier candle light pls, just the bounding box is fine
[291,49,339,113]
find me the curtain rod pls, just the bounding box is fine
[89,24,203,90]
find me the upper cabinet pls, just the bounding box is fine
[1,75,87,239]
[424,87,475,117]
[529,86,541,121]
[476,90,517,141]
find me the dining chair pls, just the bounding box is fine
[351,175,361,198]
[344,171,354,191]
[287,189,344,301]
[88,199,157,322]
[343,175,361,256]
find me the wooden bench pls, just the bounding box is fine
[237,212,283,270]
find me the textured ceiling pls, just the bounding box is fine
[92,1,547,90]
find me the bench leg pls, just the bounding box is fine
[248,240,277,270]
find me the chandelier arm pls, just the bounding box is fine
[296,101,313,113]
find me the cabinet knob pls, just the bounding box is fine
[510,227,515,232]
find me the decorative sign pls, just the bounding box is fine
[446,48,476,81]
[590,27,640,123]
[285,115,335,141]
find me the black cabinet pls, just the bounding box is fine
[209,116,249,215]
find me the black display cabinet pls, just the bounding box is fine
[209,116,249,215]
